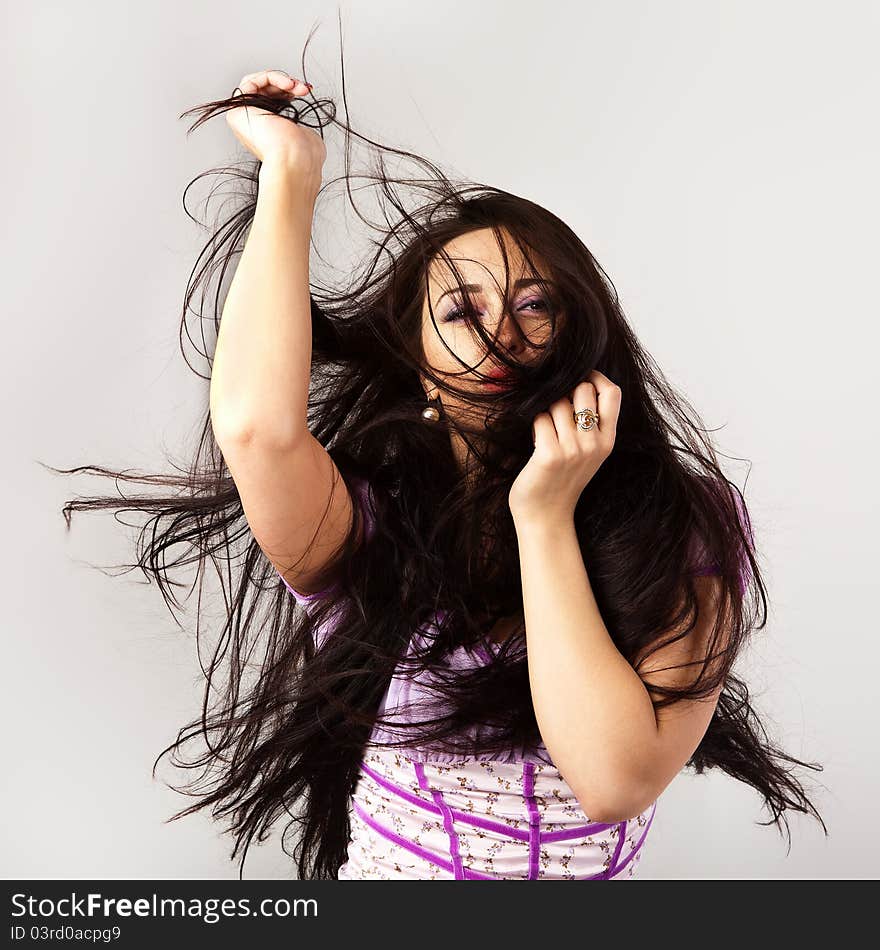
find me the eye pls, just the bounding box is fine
[442,297,549,323]
[519,296,548,314]
[442,302,481,323]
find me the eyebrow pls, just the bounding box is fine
[435,277,551,305]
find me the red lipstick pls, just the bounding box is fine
[480,364,515,390]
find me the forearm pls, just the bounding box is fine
[210,160,321,447]
[514,513,660,821]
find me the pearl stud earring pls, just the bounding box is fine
[421,395,442,421]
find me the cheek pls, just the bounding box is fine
[423,325,471,371]
[518,322,553,353]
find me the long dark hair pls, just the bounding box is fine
[47,31,827,879]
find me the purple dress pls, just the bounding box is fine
[275,477,748,879]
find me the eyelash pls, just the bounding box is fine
[442,298,549,323]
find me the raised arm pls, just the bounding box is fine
[209,70,359,594]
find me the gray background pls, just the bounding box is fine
[3,0,876,878]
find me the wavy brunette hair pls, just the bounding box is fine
[48,33,827,879]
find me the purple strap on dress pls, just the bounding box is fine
[413,761,466,879]
[523,762,541,879]
[358,759,617,841]
[349,798,497,880]
[354,756,656,880]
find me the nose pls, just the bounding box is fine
[490,309,528,359]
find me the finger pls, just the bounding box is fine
[572,379,598,413]
[267,69,313,94]
[548,398,579,453]
[249,69,275,88]
[237,79,301,97]
[595,378,622,442]
[239,71,273,90]
[238,70,311,96]
[556,381,598,451]
[235,77,265,97]
[531,411,554,450]
[587,369,618,395]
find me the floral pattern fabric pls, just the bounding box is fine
[337,745,656,880]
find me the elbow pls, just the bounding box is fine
[211,411,310,453]
[574,777,656,825]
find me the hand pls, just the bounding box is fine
[226,69,327,179]
[508,370,622,525]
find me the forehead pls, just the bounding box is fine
[424,228,541,300]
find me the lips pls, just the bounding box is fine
[481,363,515,385]
[480,372,515,390]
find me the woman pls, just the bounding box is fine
[56,59,826,880]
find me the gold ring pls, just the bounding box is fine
[574,408,599,431]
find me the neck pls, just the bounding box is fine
[448,430,485,489]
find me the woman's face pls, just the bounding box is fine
[419,227,556,429]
